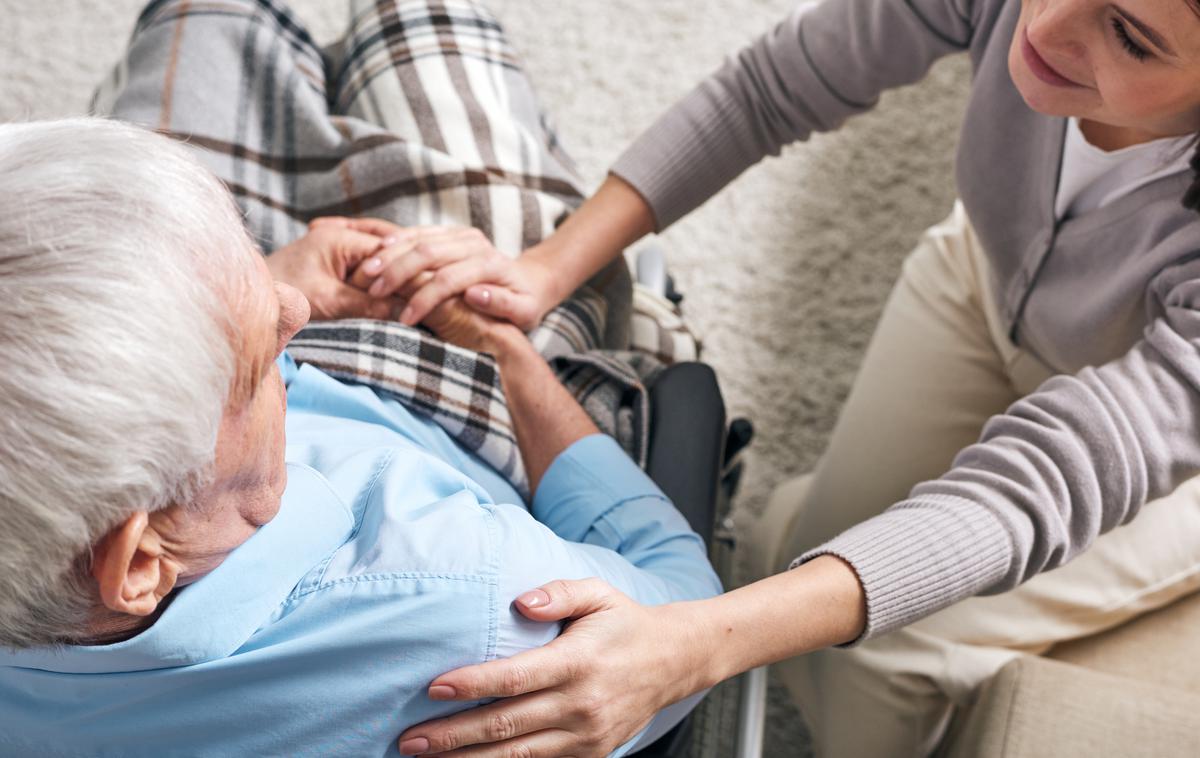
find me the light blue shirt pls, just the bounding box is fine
[0,354,721,757]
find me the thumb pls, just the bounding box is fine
[464,285,541,330]
[513,578,617,622]
[334,228,390,271]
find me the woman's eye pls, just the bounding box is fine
[1112,18,1150,62]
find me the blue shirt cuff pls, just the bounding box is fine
[532,434,666,543]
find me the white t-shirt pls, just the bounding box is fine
[1054,118,1193,220]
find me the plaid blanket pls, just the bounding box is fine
[93,0,697,497]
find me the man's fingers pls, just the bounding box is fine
[511,578,621,622]
[336,228,398,272]
[337,216,404,238]
[464,285,539,330]
[308,216,350,229]
[397,693,571,755]
[323,284,397,321]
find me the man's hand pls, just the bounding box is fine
[420,297,513,356]
[266,224,397,321]
[311,217,561,330]
[396,579,714,758]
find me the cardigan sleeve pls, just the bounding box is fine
[799,253,1200,642]
[611,0,980,230]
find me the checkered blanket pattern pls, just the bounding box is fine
[93,0,698,497]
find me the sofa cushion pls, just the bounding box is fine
[1047,588,1200,696]
[940,655,1200,758]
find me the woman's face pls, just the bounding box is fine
[1009,0,1200,138]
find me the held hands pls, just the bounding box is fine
[310,217,560,331]
[265,224,400,321]
[396,579,715,758]
[268,219,525,353]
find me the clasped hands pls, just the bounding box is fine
[269,217,706,757]
[266,216,557,350]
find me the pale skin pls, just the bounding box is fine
[378,1,1200,756]
[88,255,310,641]
[84,0,1200,748]
[84,220,609,651]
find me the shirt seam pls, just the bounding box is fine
[902,0,971,48]
[288,571,494,602]
[797,25,876,111]
[311,448,398,590]
[481,504,501,663]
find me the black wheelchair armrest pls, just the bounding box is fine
[645,362,726,547]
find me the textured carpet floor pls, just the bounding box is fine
[1,1,970,754]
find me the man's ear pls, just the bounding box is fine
[90,512,179,617]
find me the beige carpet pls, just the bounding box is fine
[1,1,971,754]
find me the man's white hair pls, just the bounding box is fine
[0,118,259,648]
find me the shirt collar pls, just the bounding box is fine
[1,463,352,674]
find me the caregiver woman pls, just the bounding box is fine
[390,0,1200,755]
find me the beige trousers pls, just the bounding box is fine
[751,203,1200,758]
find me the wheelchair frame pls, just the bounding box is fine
[633,247,767,758]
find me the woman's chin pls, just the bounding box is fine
[1009,64,1083,118]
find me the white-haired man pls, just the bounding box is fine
[0,118,719,757]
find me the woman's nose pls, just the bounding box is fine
[1027,0,1089,60]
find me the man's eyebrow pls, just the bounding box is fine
[1114,6,1177,56]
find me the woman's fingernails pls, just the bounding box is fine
[369,278,387,297]
[382,235,398,247]
[363,257,383,274]
[474,287,491,306]
[517,589,550,608]
[398,737,430,755]
[428,684,457,700]
[400,306,415,324]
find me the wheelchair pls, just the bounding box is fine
[630,247,766,758]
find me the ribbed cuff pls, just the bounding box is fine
[611,82,760,231]
[792,495,1014,645]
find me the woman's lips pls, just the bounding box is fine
[1021,29,1084,88]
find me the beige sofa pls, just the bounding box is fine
[938,589,1200,757]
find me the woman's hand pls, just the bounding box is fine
[395,579,718,758]
[266,225,397,321]
[311,217,561,331]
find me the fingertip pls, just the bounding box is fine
[399,305,416,325]
[465,285,491,308]
[310,216,346,228]
[428,684,458,701]
[397,736,430,756]
[516,589,550,609]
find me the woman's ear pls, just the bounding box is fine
[90,512,179,617]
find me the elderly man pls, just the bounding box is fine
[0,118,719,756]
